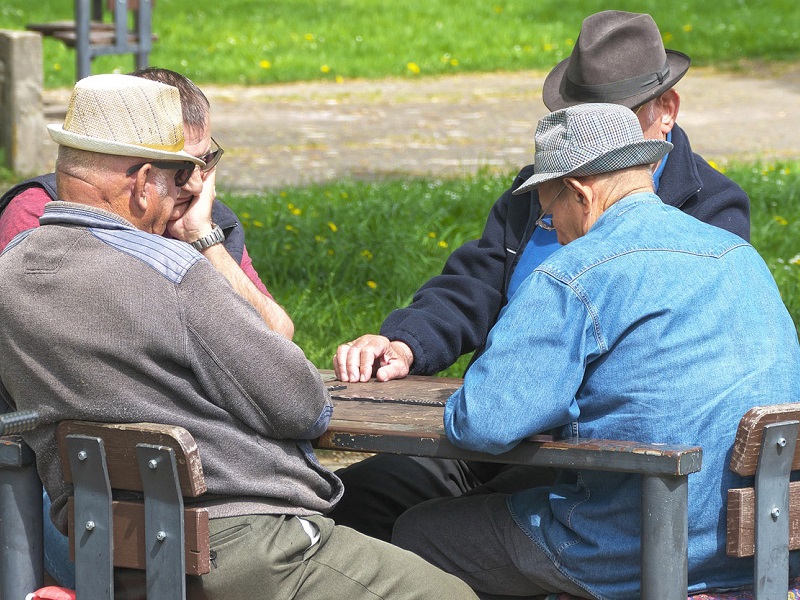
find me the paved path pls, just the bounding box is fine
[39,64,800,192]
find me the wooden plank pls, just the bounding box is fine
[49,30,158,48]
[318,399,702,476]
[56,422,206,497]
[727,483,800,557]
[68,499,210,574]
[27,21,115,35]
[729,404,800,476]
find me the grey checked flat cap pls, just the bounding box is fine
[513,103,673,194]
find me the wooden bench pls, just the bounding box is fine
[27,0,156,80]
[55,421,210,599]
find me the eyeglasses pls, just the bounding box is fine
[197,137,224,172]
[535,184,567,231]
[126,160,198,187]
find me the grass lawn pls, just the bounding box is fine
[1,0,799,88]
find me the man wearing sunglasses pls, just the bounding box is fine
[0,68,293,340]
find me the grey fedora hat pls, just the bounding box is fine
[513,103,672,194]
[542,11,691,111]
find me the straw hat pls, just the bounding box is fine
[48,74,205,167]
[542,11,691,111]
[513,103,673,194]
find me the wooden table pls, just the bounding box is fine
[315,370,702,600]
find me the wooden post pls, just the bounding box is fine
[0,30,45,175]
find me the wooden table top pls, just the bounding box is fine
[315,370,702,475]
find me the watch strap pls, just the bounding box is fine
[190,224,225,251]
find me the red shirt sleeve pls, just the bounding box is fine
[240,245,273,299]
[0,187,51,252]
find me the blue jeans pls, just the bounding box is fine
[43,490,75,588]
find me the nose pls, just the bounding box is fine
[182,166,203,197]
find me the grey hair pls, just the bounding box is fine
[130,67,210,130]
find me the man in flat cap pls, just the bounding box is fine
[0,74,477,600]
[331,9,752,543]
[392,103,800,599]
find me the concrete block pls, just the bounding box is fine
[0,30,45,175]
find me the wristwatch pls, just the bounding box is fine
[190,224,225,251]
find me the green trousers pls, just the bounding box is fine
[115,513,478,599]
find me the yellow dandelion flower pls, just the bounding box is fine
[291,207,302,216]
[438,240,449,249]
[543,43,553,52]
[361,249,373,260]
[284,243,292,251]
[367,280,378,289]
[314,235,326,243]
[280,191,287,198]
[407,62,421,75]
[782,167,792,175]
[707,160,725,173]
[240,212,251,219]
[682,24,692,33]
[340,192,349,199]
[305,33,314,41]
[663,32,673,43]
[428,231,437,238]
[450,58,459,66]
[774,216,789,226]
[493,5,503,13]
[328,222,338,232]
[286,224,297,232]
[327,248,335,256]
[259,60,271,69]
[320,64,331,73]
[335,75,344,84]
[54,63,62,71]
[253,220,264,228]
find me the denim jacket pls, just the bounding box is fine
[444,193,800,599]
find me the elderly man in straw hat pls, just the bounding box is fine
[331,9,751,544]
[388,103,800,599]
[0,67,294,340]
[0,74,478,600]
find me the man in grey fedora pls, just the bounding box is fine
[330,10,751,542]
[0,74,478,600]
[392,103,800,599]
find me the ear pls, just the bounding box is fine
[564,177,594,215]
[657,89,680,134]
[130,164,151,216]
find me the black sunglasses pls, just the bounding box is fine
[126,160,198,187]
[197,137,225,172]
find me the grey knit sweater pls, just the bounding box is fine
[0,202,341,533]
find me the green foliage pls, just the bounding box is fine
[222,162,800,373]
[221,172,506,375]
[3,0,800,88]
[726,162,800,321]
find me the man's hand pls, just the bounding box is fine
[334,335,414,382]
[166,169,215,243]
